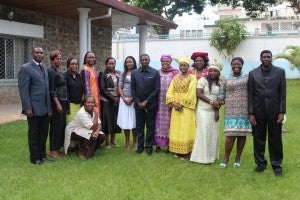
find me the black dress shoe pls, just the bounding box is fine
[274,169,282,177]
[31,160,42,165]
[253,166,265,173]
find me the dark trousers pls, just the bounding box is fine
[252,118,283,169]
[50,99,67,151]
[135,108,156,152]
[27,115,49,162]
[71,133,104,159]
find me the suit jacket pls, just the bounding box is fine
[248,64,286,120]
[18,60,51,116]
[131,66,160,111]
[98,70,121,103]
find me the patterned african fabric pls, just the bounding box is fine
[190,77,220,164]
[218,73,252,136]
[166,74,197,154]
[81,65,101,112]
[154,69,178,147]
[189,68,209,80]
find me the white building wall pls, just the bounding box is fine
[113,36,300,62]
[112,35,300,78]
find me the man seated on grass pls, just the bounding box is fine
[64,94,104,159]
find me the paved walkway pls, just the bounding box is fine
[0,103,26,124]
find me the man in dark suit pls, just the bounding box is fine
[131,54,160,155]
[248,50,286,177]
[18,47,52,165]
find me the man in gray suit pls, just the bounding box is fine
[248,50,286,177]
[18,47,52,165]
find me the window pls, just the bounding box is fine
[0,35,32,79]
[191,30,196,37]
[197,30,203,38]
[186,30,191,37]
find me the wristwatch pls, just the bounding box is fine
[209,100,214,105]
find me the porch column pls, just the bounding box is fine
[77,8,90,66]
[138,24,147,57]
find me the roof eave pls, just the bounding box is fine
[93,0,178,29]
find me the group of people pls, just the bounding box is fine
[18,47,286,177]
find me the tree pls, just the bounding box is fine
[275,45,300,74]
[122,0,206,33]
[209,18,247,59]
[210,0,300,17]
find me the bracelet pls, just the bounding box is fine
[209,100,214,105]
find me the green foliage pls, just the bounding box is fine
[275,45,300,74]
[209,18,247,59]
[124,0,300,22]
[122,0,206,21]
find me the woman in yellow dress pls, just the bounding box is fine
[166,57,197,160]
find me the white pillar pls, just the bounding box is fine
[77,8,90,66]
[138,24,147,57]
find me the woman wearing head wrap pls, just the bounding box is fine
[166,57,197,160]
[154,55,179,153]
[190,64,222,164]
[218,57,252,168]
[189,52,209,80]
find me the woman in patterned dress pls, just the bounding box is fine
[154,55,178,153]
[166,57,197,160]
[218,57,252,168]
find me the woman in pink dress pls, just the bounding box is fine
[154,55,178,153]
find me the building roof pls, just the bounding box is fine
[0,0,178,30]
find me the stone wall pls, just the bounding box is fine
[0,4,112,104]
[0,80,19,104]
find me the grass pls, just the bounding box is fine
[0,79,300,200]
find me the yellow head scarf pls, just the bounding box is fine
[178,57,191,65]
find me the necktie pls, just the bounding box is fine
[38,64,45,75]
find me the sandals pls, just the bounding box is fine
[233,162,241,167]
[219,161,241,168]
[219,162,227,168]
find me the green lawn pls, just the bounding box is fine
[0,79,299,200]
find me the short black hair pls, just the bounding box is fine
[105,57,116,65]
[231,57,244,65]
[140,54,150,59]
[260,50,272,57]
